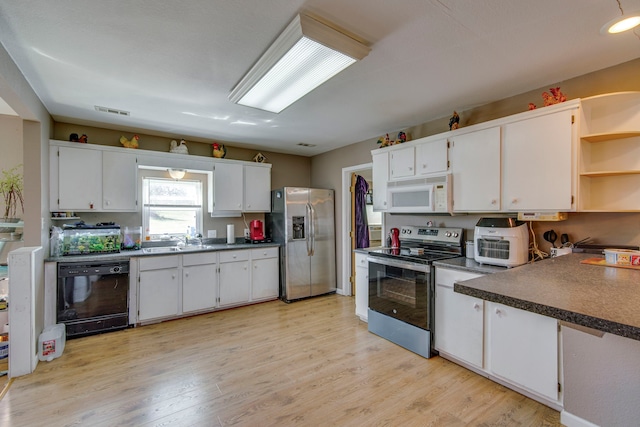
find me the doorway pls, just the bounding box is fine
[340,163,383,297]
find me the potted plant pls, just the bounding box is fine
[0,164,24,220]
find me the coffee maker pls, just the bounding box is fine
[249,220,267,243]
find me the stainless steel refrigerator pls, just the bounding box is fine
[265,187,336,302]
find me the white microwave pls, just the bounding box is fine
[386,174,452,213]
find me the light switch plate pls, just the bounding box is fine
[207,230,217,238]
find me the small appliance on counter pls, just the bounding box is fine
[474,217,529,267]
[61,222,121,255]
[389,227,400,249]
[245,219,271,244]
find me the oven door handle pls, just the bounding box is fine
[366,256,429,273]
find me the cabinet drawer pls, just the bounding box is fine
[251,247,278,260]
[139,255,180,271]
[182,251,217,267]
[219,250,250,263]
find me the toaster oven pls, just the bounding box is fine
[474,217,529,268]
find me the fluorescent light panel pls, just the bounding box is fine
[229,14,370,113]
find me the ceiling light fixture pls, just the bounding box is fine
[229,14,370,113]
[168,169,186,180]
[601,9,640,34]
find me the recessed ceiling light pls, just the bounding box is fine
[601,10,640,34]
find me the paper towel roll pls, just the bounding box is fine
[227,224,235,244]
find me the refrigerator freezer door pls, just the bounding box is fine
[285,188,312,300]
[309,188,336,296]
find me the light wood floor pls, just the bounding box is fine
[0,295,562,426]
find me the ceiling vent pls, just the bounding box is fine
[94,105,130,116]
[297,143,317,147]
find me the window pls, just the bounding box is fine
[142,177,202,240]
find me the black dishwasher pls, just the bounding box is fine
[57,261,129,338]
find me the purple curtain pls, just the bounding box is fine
[355,175,370,249]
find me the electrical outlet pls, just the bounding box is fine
[244,228,250,238]
[207,230,217,238]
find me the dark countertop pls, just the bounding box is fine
[454,253,640,341]
[46,241,280,263]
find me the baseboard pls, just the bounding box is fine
[561,410,600,427]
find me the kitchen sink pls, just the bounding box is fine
[142,246,181,254]
[142,245,217,254]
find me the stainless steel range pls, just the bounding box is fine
[367,225,463,358]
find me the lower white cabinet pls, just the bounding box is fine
[218,250,251,307]
[354,251,369,321]
[434,267,484,369]
[486,301,559,401]
[435,266,560,406]
[182,252,218,313]
[138,255,180,321]
[137,247,279,322]
[250,247,279,301]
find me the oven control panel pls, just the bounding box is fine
[400,226,463,245]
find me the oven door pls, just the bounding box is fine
[367,256,431,330]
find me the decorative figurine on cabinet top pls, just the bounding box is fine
[120,134,139,149]
[396,131,407,144]
[212,142,227,158]
[529,87,567,110]
[449,111,460,130]
[169,139,189,154]
[69,133,88,143]
[253,152,266,163]
[377,133,392,148]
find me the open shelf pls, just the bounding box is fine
[580,170,640,177]
[582,131,640,143]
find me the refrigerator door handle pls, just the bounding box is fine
[306,203,312,256]
[310,204,316,256]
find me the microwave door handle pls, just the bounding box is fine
[306,203,312,256]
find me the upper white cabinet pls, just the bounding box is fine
[371,151,389,211]
[415,137,448,176]
[102,150,138,211]
[389,146,415,180]
[210,162,272,215]
[212,162,244,212]
[55,145,102,211]
[502,106,577,211]
[578,92,640,211]
[243,164,271,212]
[449,127,501,212]
[50,142,138,212]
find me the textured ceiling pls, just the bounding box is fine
[0,0,639,156]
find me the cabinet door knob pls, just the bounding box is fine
[511,199,518,204]
[185,273,189,278]
[473,303,480,310]
[491,199,497,205]
[172,274,176,279]
[495,308,503,316]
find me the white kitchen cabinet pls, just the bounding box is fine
[102,150,138,211]
[243,164,271,212]
[486,301,558,402]
[434,267,484,369]
[56,145,103,211]
[182,252,218,313]
[354,251,369,321]
[415,137,448,176]
[578,92,640,211]
[502,107,577,211]
[250,247,279,301]
[371,151,389,211]
[449,126,501,212]
[211,162,244,213]
[51,142,138,212]
[218,250,250,307]
[389,146,414,180]
[138,255,180,321]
